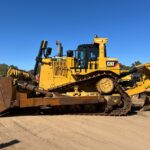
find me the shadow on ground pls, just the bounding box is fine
[0,106,142,117]
[0,139,20,149]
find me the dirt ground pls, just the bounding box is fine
[0,111,150,150]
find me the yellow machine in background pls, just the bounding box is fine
[7,67,31,80]
[126,63,150,95]
[125,63,150,110]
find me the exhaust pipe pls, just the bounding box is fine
[56,41,63,57]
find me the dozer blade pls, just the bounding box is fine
[0,77,13,113]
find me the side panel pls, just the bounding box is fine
[39,58,75,90]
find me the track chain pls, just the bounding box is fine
[48,71,132,116]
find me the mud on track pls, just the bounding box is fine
[0,111,150,150]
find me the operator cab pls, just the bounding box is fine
[75,44,99,69]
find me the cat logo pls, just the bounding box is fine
[106,61,117,67]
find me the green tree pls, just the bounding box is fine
[131,61,142,68]
[120,61,142,70]
[0,64,9,76]
[120,63,130,70]
[9,65,18,69]
[0,64,18,76]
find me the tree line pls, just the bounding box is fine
[120,61,142,70]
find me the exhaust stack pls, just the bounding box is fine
[56,41,63,57]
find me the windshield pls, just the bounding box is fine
[76,44,99,68]
[89,48,98,61]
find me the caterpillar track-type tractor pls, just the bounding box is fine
[0,35,150,116]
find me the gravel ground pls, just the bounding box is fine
[0,111,150,150]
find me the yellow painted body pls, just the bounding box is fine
[127,63,150,96]
[121,70,132,81]
[39,37,121,90]
[7,67,30,79]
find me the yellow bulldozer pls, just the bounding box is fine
[0,35,150,116]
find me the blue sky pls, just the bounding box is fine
[0,0,149,70]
